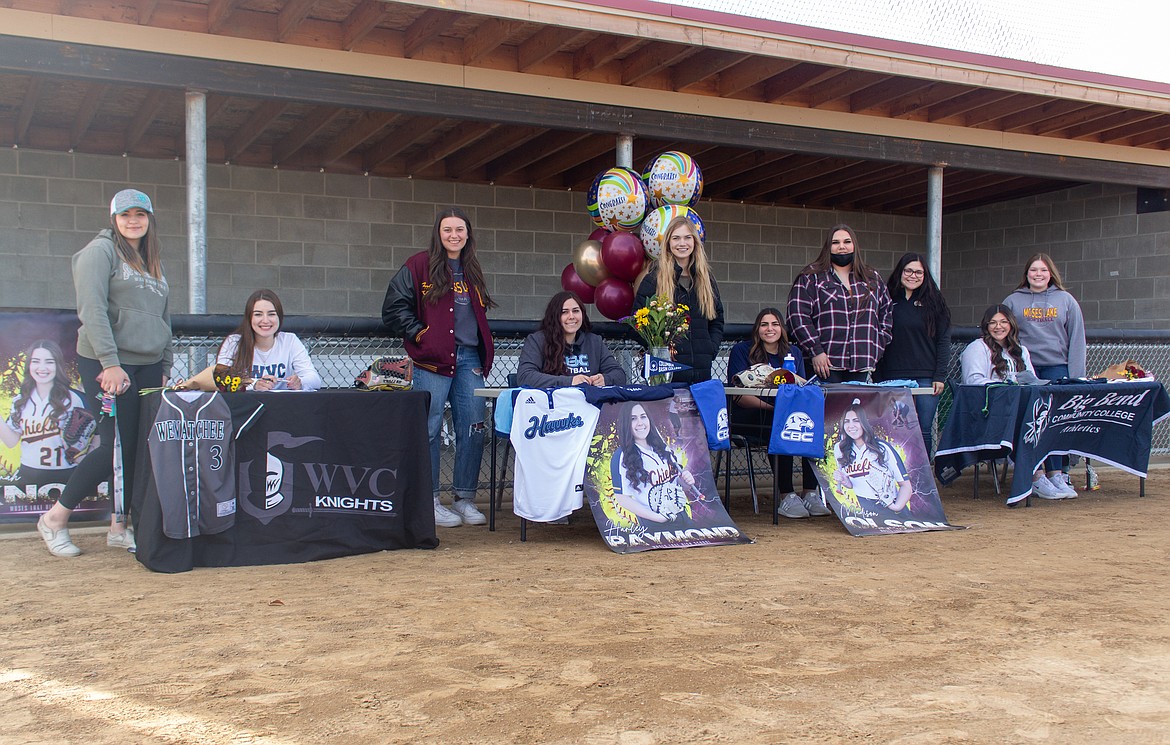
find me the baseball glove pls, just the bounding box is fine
[61,407,98,464]
[354,356,414,391]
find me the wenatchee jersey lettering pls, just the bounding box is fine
[510,387,599,522]
[148,390,263,539]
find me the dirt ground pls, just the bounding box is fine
[2,465,1169,745]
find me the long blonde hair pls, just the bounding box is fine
[655,215,717,319]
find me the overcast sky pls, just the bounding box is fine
[668,0,1170,85]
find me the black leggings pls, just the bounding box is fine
[59,357,163,515]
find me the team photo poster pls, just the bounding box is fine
[584,390,752,554]
[814,387,960,536]
[0,310,110,522]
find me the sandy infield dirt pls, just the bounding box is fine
[2,465,1169,745]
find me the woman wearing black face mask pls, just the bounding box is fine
[786,224,892,382]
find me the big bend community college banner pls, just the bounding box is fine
[0,310,109,522]
[584,390,751,554]
[814,387,960,537]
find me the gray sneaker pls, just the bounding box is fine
[450,498,487,526]
[801,489,832,516]
[434,497,463,527]
[778,492,811,519]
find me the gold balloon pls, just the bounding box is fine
[572,239,610,287]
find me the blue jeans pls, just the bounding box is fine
[1034,364,1070,472]
[412,346,486,501]
[912,377,941,454]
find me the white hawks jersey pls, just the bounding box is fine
[510,387,599,522]
[148,390,263,539]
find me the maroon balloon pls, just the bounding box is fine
[601,230,647,282]
[588,227,610,243]
[560,263,596,304]
[594,278,635,321]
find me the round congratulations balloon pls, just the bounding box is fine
[639,205,706,259]
[642,151,703,208]
[586,166,648,232]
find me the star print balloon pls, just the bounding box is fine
[642,151,703,208]
[586,166,648,232]
[639,205,706,259]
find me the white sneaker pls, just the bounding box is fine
[450,498,487,526]
[1032,474,1065,500]
[106,528,136,550]
[1051,473,1078,499]
[434,497,463,527]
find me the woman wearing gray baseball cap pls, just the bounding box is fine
[36,188,173,557]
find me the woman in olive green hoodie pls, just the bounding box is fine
[36,189,172,557]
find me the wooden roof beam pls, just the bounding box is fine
[763,64,841,103]
[124,89,166,154]
[559,139,672,187]
[277,0,316,43]
[486,129,590,179]
[672,49,746,91]
[137,0,159,25]
[926,89,1017,123]
[717,58,796,97]
[322,111,399,165]
[573,34,641,77]
[622,42,697,86]
[1027,105,1128,136]
[708,154,810,194]
[998,99,1089,133]
[1098,116,1170,143]
[404,8,452,59]
[848,77,933,113]
[735,158,853,201]
[272,106,337,164]
[15,78,40,145]
[446,126,545,174]
[225,100,288,162]
[963,94,1040,127]
[341,0,390,51]
[407,121,498,173]
[805,71,887,109]
[1125,123,1170,147]
[702,151,789,184]
[463,17,518,67]
[206,0,240,35]
[69,83,107,149]
[797,162,920,203]
[527,137,622,183]
[1058,110,1161,139]
[885,83,970,119]
[362,116,439,172]
[518,25,587,72]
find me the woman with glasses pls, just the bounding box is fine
[875,253,952,452]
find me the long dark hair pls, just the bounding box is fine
[886,252,951,338]
[836,401,888,469]
[220,289,284,378]
[980,304,1027,380]
[801,224,881,305]
[424,207,496,308]
[109,211,163,280]
[1016,252,1068,291]
[747,307,791,365]
[538,291,592,375]
[11,340,73,427]
[618,402,679,491]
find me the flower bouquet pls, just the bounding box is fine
[624,297,690,384]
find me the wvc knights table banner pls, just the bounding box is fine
[584,390,751,554]
[815,386,960,537]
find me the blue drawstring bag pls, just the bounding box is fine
[768,385,826,458]
[689,379,730,451]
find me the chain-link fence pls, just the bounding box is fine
[172,322,1170,501]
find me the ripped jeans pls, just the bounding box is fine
[412,346,486,501]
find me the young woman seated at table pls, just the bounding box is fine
[725,307,828,520]
[960,305,1068,500]
[960,305,1035,385]
[516,291,627,388]
[217,289,322,391]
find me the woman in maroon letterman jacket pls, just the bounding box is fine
[382,207,496,529]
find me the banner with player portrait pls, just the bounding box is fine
[584,389,752,554]
[0,310,110,522]
[814,386,960,536]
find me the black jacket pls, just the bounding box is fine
[635,265,724,383]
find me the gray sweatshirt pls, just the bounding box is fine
[1002,286,1086,378]
[73,229,173,373]
[516,330,627,388]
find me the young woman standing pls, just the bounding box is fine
[787,224,892,383]
[36,189,173,557]
[635,216,724,383]
[382,208,496,528]
[1002,253,1086,497]
[876,252,952,452]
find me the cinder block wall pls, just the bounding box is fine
[0,148,925,325]
[941,183,1170,329]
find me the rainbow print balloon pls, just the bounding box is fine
[587,167,648,232]
[642,151,703,208]
[639,205,706,259]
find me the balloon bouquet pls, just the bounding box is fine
[563,151,707,321]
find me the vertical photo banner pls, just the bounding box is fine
[584,390,751,554]
[815,387,960,536]
[0,310,111,522]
